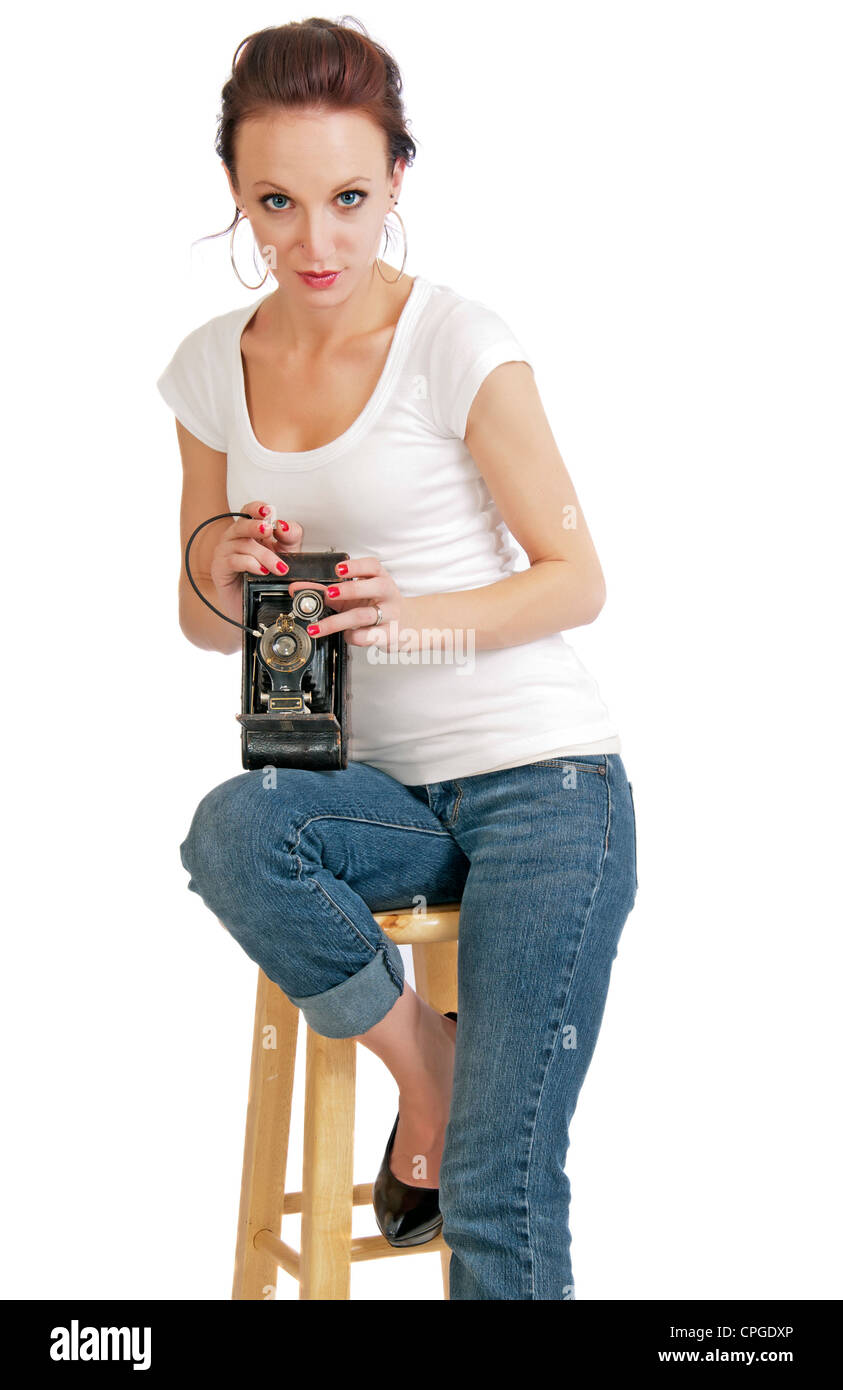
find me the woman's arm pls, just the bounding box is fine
[175,420,244,655]
[175,421,306,654]
[401,361,607,651]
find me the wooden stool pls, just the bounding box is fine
[231,901,462,1300]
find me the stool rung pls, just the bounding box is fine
[283,1182,374,1215]
[348,1233,449,1263]
[254,1227,448,1271]
[253,1230,300,1280]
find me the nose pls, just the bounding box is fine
[297,210,337,263]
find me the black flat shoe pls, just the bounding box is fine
[372,1010,458,1248]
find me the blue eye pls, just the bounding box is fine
[260,189,368,212]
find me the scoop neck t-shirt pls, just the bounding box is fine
[156,273,621,784]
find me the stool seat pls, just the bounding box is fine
[365,902,461,944]
[232,901,462,1300]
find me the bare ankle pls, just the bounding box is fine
[349,986,456,1109]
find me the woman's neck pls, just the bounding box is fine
[249,263,413,360]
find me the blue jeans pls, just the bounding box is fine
[179,752,638,1300]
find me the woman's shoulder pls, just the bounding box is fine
[412,275,533,440]
[417,275,525,347]
[165,296,261,366]
[420,274,487,320]
[415,274,529,361]
[156,299,259,450]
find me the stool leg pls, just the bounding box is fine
[299,1030,356,1300]
[412,939,458,1300]
[411,938,458,1016]
[232,970,298,1300]
[440,1246,451,1299]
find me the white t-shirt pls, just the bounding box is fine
[156,274,622,784]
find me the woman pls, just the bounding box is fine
[157,17,638,1301]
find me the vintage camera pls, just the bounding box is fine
[236,551,351,771]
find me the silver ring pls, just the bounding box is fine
[372,605,383,626]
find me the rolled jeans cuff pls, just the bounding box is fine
[287,940,405,1038]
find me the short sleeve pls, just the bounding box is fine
[156,322,228,452]
[428,299,534,440]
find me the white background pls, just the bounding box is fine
[3,0,841,1301]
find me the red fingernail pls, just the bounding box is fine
[306,624,320,635]
[276,560,288,573]
[258,506,269,516]
[259,565,269,574]
[326,586,340,597]
[277,520,289,531]
[336,563,348,575]
[259,523,266,532]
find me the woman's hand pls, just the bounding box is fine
[208,501,305,625]
[287,554,408,650]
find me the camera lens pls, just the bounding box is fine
[272,633,298,658]
[292,590,324,620]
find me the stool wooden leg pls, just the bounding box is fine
[412,939,458,1299]
[299,1030,356,1299]
[232,970,298,1300]
[411,938,458,1015]
[440,1247,452,1298]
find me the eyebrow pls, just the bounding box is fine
[252,175,373,194]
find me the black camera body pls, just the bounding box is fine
[236,552,351,771]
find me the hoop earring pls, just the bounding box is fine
[230,212,270,290]
[375,207,408,283]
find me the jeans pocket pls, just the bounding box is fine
[532,756,607,775]
[628,781,638,892]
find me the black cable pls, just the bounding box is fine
[183,512,267,637]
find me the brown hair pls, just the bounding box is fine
[203,15,418,256]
